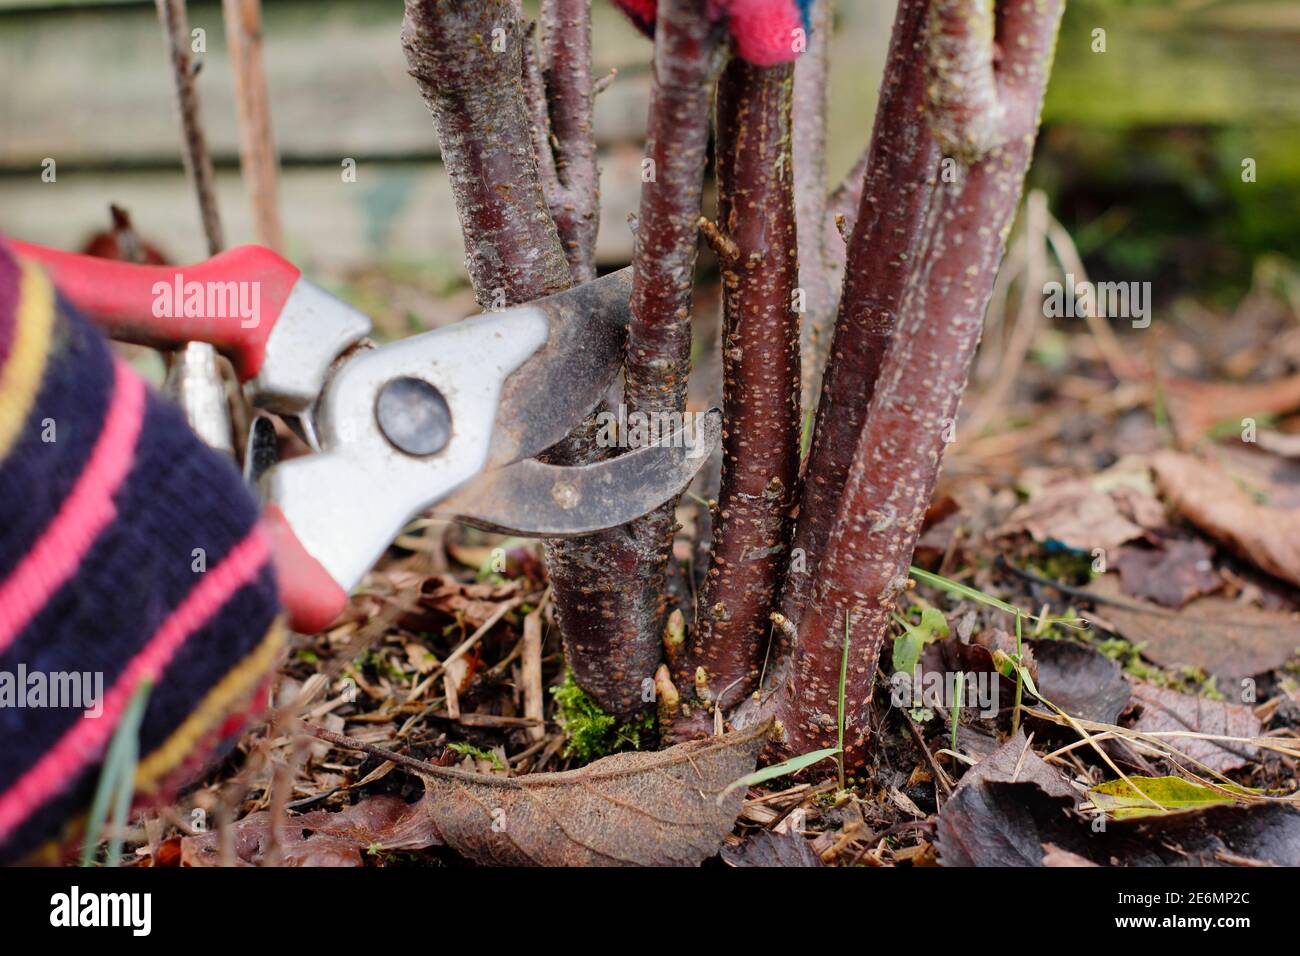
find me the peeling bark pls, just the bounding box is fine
[771,0,1064,766]
[549,0,724,719]
[667,58,801,740]
[780,0,937,630]
[402,0,572,308]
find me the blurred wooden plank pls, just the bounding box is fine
[0,0,652,167]
[0,148,648,274]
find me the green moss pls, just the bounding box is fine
[1027,550,1096,586]
[447,742,505,769]
[551,672,655,760]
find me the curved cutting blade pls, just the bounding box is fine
[485,266,632,468]
[439,408,720,536]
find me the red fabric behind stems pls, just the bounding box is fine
[263,504,348,634]
[6,241,300,381]
[610,0,806,65]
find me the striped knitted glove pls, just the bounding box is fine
[0,238,283,863]
[612,0,814,66]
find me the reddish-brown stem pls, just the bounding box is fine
[771,0,1064,766]
[791,0,835,411]
[540,0,600,283]
[549,0,722,719]
[780,0,937,630]
[667,57,801,739]
[402,0,572,307]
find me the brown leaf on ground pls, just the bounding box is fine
[1031,639,1131,724]
[1255,429,1300,459]
[937,780,1300,867]
[1088,574,1300,679]
[1165,373,1300,447]
[1212,444,1300,509]
[1115,539,1221,609]
[1000,467,1165,553]
[413,574,524,629]
[1041,844,1098,866]
[417,720,772,866]
[1126,681,1262,774]
[919,636,1030,719]
[181,794,441,867]
[957,729,1075,800]
[721,828,824,867]
[1151,450,1300,588]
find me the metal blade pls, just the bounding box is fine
[485,266,632,468]
[438,408,720,536]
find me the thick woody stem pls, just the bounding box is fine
[402,0,572,307]
[404,1,642,717]
[925,0,1002,161]
[548,0,723,719]
[771,0,1063,766]
[791,0,835,412]
[540,0,600,283]
[668,57,801,740]
[779,0,937,631]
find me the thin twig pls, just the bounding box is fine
[222,0,284,250]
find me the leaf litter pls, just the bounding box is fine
[102,268,1300,869]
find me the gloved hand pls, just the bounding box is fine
[612,0,815,66]
[0,237,283,863]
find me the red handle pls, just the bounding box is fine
[263,505,349,634]
[8,240,301,382]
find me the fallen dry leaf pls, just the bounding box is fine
[957,729,1075,801]
[721,828,824,867]
[937,780,1300,867]
[1088,574,1300,679]
[1000,468,1165,553]
[1040,844,1098,867]
[1208,444,1300,513]
[1151,450,1300,588]
[1115,539,1221,609]
[181,794,441,867]
[413,574,524,630]
[1127,680,1262,774]
[417,720,772,866]
[1031,639,1131,724]
[1165,373,1300,447]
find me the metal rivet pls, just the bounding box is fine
[551,480,580,510]
[375,376,452,457]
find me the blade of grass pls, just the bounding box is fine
[719,746,841,800]
[1011,612,1024,736]
[909,566,1022,615]
[950,670,963,754]
[81,679,152,866]
[992,651,1165,813]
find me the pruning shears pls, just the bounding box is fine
[12,240,718,632]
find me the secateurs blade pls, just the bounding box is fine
[12,240,719,632]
